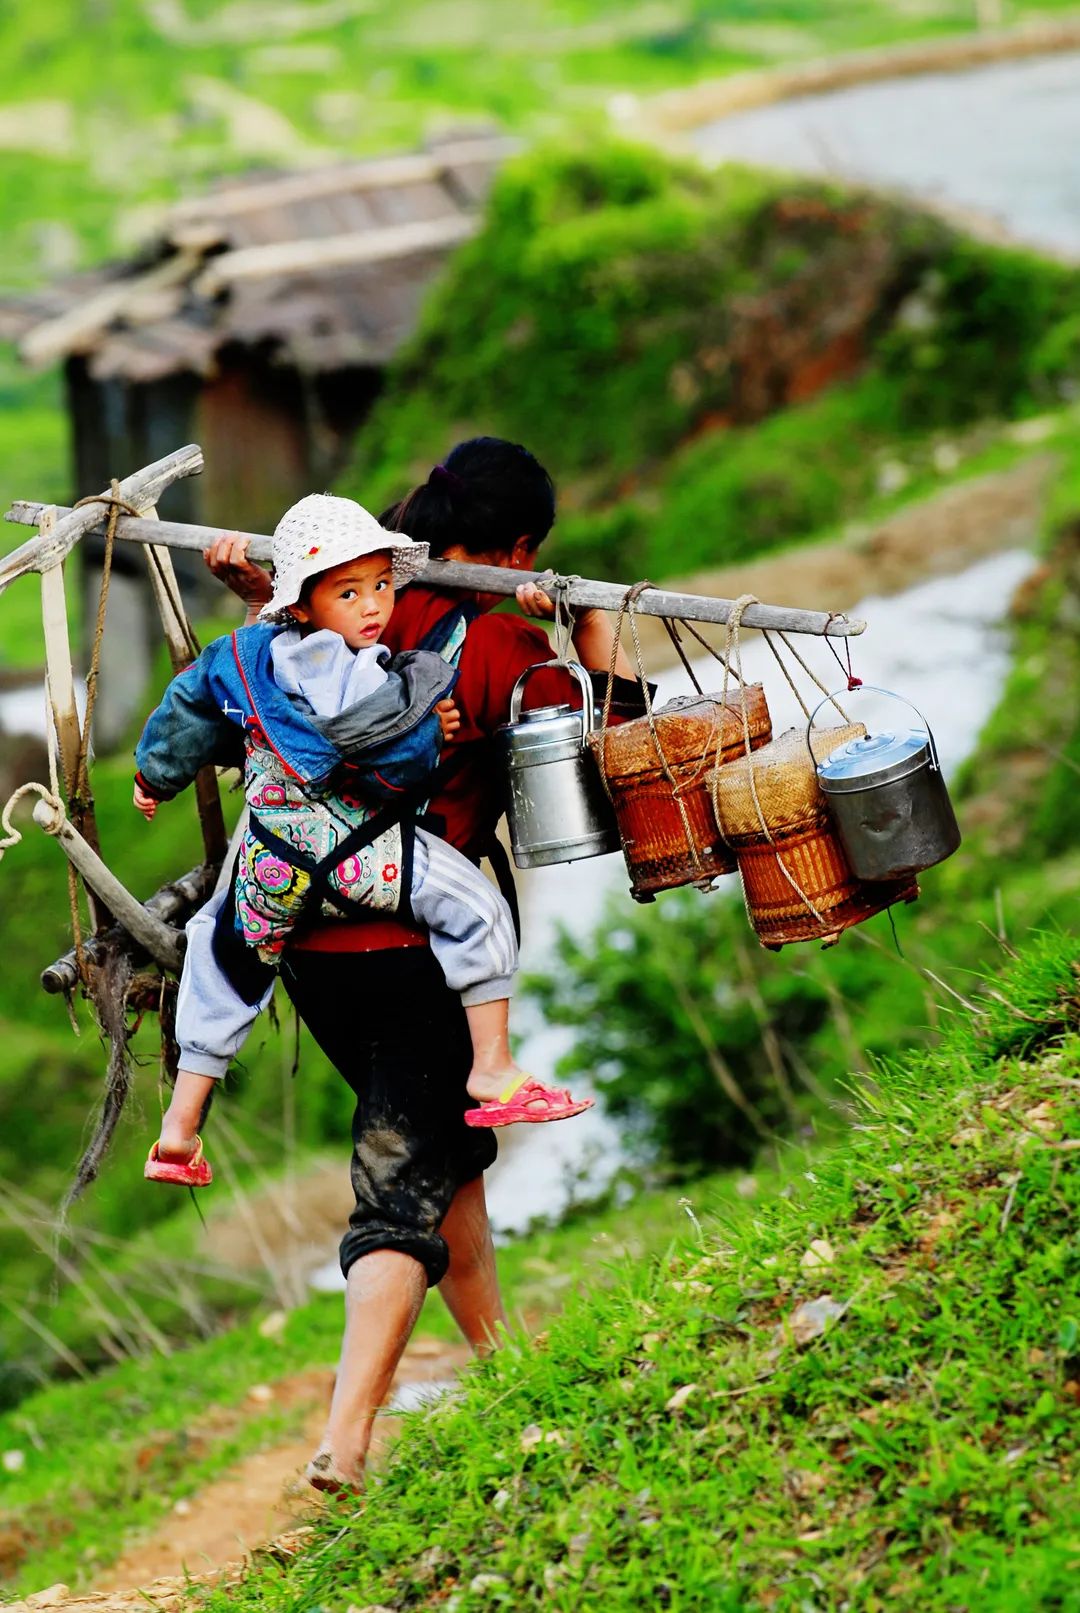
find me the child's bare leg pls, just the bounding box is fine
[463,999,522,1103]
[462,999,594,1125]
[157,1070,216,1161]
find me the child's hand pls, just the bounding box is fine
[133,781,158,821]
[203,535,272,614]
[436,697,461,743]
[515,577,556,620]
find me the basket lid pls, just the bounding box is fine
[593,686,770,774]
[817,728,931,792]
[712,723,865,837]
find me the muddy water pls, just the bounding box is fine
[691,52,1080,258]
[483,547,1036,1236]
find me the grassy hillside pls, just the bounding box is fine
[0,1168,765,1597]
[2,939,1076,1605]
[192,938,1079,1611]
[343,142,1080,579]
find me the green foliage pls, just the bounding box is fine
[350,147,925,498]
[958,521,1080,866]
[529,866,1077,1174]
[552,374,902,578]
[2,0,1071,285]
[0,358,69,671]
[196,940,1080,1612]
[877,245,1080,426]
[344,142,1080,587]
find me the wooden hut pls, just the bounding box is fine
[0,133,510,534]
[0,133,509,743]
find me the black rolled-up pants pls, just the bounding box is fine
[279,947,498,1287]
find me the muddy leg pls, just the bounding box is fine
[308,1249,426,1495]
[439,1176,506,1354]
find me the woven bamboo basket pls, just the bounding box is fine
[588,685,771,900]
[710,724,919,948]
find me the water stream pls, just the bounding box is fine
[691,52,1080,258]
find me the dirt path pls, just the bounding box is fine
[102,1336,470,1590]
[7,1337,472,1613]
[632,452,1057,669]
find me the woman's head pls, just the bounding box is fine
[382,437,556,569]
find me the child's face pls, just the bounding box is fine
[290,552,395,649]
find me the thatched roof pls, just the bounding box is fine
[0,134,511,382]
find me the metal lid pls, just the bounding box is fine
[515,702,574,724]
[497,701,587,756]
[816,727,932,792]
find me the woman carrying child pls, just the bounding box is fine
[135,491,594,1184]
[170,437,640,1492]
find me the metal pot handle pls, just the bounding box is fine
[806,684,942,773]
[509,659,595,742]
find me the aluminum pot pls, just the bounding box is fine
[497,661,621,869]
[812,687,961,882]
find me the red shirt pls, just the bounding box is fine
[291,586,565,953]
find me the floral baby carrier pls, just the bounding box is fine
[237,739,411,962]
[213,606,472,1001]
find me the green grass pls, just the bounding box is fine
[0,1168,767,1597]
[186,937,1080,1611]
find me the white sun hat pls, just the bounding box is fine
[258,493,429,623]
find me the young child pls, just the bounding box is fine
[134,494,592,1186]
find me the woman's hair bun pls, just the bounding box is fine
[383,437,556,559]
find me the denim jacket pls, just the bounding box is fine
[135,622,457,803]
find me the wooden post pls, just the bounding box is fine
[39,509,110,928]
[38,516,80,797]
[141,505,228,866]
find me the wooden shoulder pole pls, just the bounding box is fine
[5,499,865,639]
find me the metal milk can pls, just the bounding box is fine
[497,661,622,869]
[811,687,961,882]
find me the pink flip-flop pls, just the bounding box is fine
[465,1077,595,1129]
[144,1136,213,1187]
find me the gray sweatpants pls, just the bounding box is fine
[176,830,518,1078]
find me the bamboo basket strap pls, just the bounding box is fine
[718,594,828,929]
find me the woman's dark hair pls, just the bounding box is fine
[381,437,556,558]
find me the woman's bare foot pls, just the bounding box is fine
[306,1448,365,1498]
